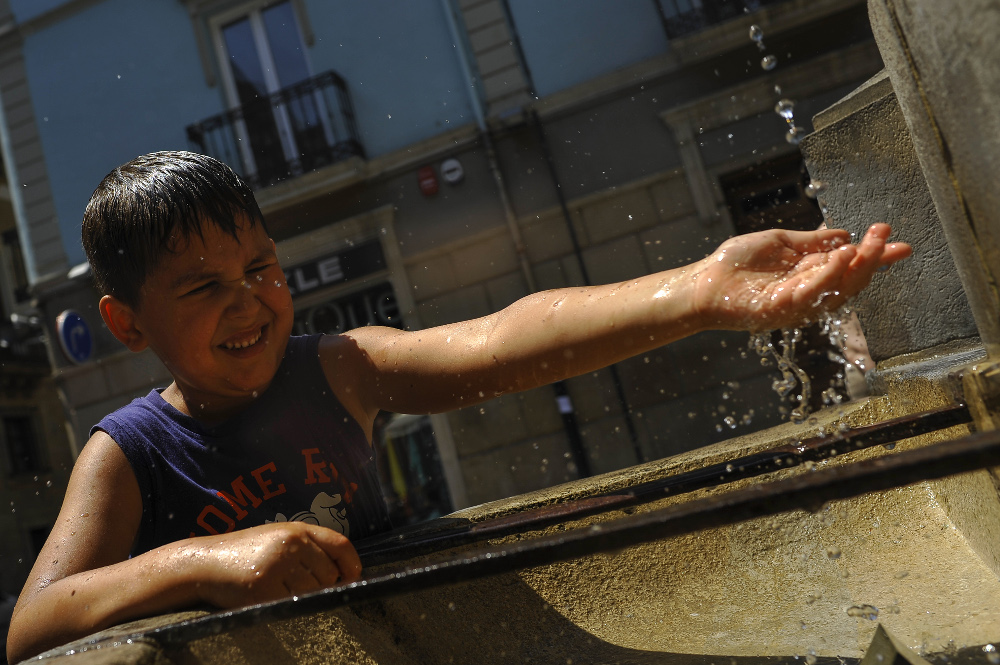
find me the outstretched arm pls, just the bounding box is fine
[7,433,362,663]
[325,224,910,436]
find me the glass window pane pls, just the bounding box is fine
[262,1,310,87]
[222,17,269,106]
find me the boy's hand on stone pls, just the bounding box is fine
[692,223,911,332]
[188,522,362,608]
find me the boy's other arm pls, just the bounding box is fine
[324,224,910,431]
[7,432,361,663]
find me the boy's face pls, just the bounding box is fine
[128,217,294,415]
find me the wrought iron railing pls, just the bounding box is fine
[655,0,789,39]
[186,70,365,190]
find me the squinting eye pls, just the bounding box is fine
[186,282,217,296]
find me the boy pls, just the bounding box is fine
[6,151,910,662]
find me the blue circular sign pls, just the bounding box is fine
[56,310,93,365]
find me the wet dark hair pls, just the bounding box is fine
[81,150,267,310]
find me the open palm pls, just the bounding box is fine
[693,223,911,332]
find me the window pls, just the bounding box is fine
[212,1,334,185]
[2,413,46,476]
[655,0,786,39]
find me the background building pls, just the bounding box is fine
[0,0,883,603]
[0,161,73,653]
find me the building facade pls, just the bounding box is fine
[0,167,73,604]
[0,0,882,554]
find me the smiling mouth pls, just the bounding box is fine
[221,327,263,350]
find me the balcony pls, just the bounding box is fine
[657,0,790,39]
[0,317,49,394]
[186,70,365,190]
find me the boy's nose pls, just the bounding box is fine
[225,277,262,315]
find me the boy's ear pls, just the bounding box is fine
[99,295,148,352]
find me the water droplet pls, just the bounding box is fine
[825,545,842,560]
[983,645,999,665]
[761,55,778,71]
[805,181,824,198]
[749,24,764,44]
[785,126,807,144]
[774,99,795,120]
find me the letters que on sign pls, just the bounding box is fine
[284,240,403,335]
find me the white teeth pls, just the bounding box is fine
[223,329,262,350]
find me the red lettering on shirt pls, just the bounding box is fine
[197,505,236,534]
[302,448,332,484]
[300,448,356,503]
[215,476,263,520]
[251,462,286,499]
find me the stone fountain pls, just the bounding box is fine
[20,1,1000,662]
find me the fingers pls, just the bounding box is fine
[880,241,912,265]
[781,227,851,254]
[840,224,895,296]
[279,526,360,594]
[788,244,855,314]
[307,527,363,583]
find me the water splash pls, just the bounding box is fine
[818,305,854,406]
[749,306,854,424]
[750,328,812,423]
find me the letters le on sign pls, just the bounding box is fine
[283,240,386,298]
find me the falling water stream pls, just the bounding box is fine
[723,304,854,432]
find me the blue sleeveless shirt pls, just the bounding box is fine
[94,335,392,555]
